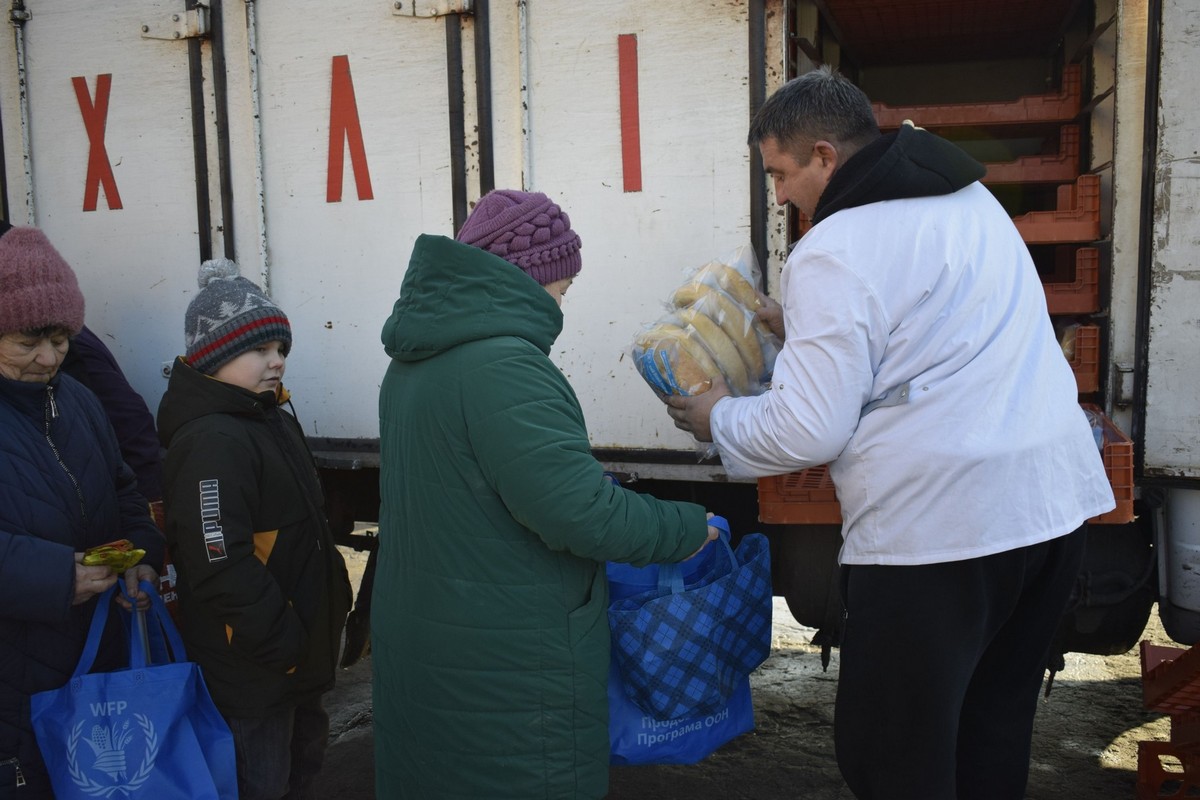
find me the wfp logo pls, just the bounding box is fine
[65,701,159,797]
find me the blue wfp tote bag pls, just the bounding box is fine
[31,580,238,800]
[609,517,772,721]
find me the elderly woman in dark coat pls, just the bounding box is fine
[0,222,164,799]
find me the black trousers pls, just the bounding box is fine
[834,526,1087,800]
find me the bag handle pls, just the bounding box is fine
[708,515,731,540]
[121,579,188,668]
[658,515,735,595]
[71,582,120,678]
[72,578,189,677]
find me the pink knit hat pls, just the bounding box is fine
[0,222,86,336]
[455,190,582,285]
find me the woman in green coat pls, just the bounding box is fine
[373,189,717,799]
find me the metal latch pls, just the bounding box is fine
[391,0,474,18]
[1113,362,1135,409]
[141,7,210,40]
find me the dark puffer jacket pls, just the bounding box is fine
[60,326,164,504]
[157,359,351,718]
[0,372,165,799]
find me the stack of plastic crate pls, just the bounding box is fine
[871,63,1104,398]
[1138,642,1200,797]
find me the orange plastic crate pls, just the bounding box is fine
[872,64,1081,129]
[757,466,841,525]
[1136,740,1200,800]
[1173,711,1200,753]
[1044,247,1101,315]
[984,125,1081,185]
[1141,642,1200,766]
[1138,642,1200,797]
[796,210,812,237]
[1083,403,1135,525]
[1143,641,1200,716]
[1067,324,1101,394]
[1012,174,1101,244]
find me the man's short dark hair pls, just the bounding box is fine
[748,65,880,160]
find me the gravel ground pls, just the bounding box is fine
[321,546,1181,799]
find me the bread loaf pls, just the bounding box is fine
[691,289,765,380]
[675,306,750,395]
[672,262,773,341]
[707,261,762,310]
[672,260,762,311]
[632,323,718,397]
[632,250,780,400]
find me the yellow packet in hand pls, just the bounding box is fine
[82,539,146,571]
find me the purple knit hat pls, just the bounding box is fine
[455,190,582,285]
[0,222,86,336]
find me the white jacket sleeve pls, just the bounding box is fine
[711,247,886,479]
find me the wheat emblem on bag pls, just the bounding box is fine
[66,712,159,797]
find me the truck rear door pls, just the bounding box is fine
[1144,1,1200,480]
[1,0,209,404]
[518,3,762,456]
[230,4,459,438]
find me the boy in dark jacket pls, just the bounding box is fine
[157,258,352,800]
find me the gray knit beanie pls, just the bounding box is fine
[184,258,291,374]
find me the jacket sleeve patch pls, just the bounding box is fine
[199,478,228,563]
[252,530,279,565]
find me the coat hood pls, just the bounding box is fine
[381,234,563,362]
[813,123,986,225]
[157,356,284,446]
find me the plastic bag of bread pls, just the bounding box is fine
[1056,322,1079,361]
[632,245,782,399]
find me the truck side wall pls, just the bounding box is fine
[1145,1,1200,479]
[0,1,784,476]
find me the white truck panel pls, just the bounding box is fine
[1146,0,1200,478]
[521,1,754,450]
[13,0,204,410]
[239,6,456,437]
[1,1,768,458]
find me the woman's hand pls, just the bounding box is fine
[684,513,723,561]
[116,563,160,612]
[73,554,117,605]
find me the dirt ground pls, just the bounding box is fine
[319,547,1180,799]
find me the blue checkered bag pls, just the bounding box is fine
[608,517,772,720]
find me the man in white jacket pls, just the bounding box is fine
[665,66,1115,800]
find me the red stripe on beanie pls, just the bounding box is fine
[187,315,291,366]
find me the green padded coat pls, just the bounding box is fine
[372,234,709,799]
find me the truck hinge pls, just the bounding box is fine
[140,5,210,41]
[1113,362,1135,409]
[391,0,473,18]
